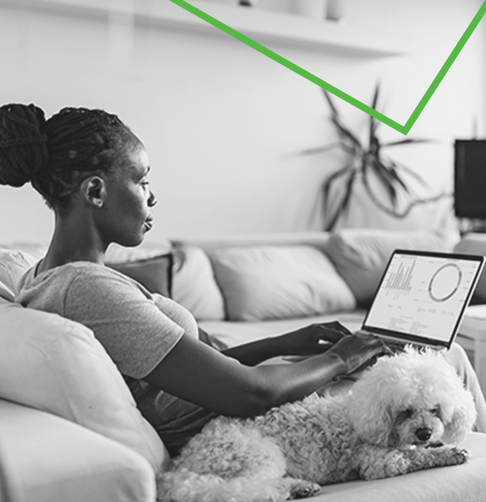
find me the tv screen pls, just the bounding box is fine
[454,140,486,218]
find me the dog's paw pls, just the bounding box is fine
[446,447,470,466]
[287,479,321,499]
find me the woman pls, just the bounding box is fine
[0,104,483,457]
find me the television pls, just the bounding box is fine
[454,140,486,219]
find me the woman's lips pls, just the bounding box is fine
[144,219,153,231]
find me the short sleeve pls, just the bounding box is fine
[64,266,184,379]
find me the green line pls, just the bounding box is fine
[403,1,486,134]
[170,0,486,136]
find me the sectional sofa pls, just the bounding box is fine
[2,228,486,502]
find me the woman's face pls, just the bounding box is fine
[99,143,157,248]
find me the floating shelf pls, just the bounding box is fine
[1,0,407,58]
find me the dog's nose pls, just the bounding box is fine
[416,428,432,442]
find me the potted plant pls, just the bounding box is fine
[304,84,449,231]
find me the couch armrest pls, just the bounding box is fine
[0,399,155,502]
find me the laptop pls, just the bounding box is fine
[359,249,485,351]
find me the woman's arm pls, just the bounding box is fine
[220,322,352,366]
[144,331,386,418]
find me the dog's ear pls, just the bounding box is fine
[440,392,477,445]
[345,382,396,446]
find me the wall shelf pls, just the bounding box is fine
[1,0,407,58]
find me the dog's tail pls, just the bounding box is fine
[157,468,290,502]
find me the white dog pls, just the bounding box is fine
[159,348,477,502]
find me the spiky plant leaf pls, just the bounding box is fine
[387,158,430,188]
[324,170,357,231]
[322,163,355,211]
[323,90,362,149]
[371,161,398,205]
[382,138,433,148]
[307,82,444,229]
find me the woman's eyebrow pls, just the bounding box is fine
[137,166,150,179]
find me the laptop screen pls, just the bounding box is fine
[362,250,485,348]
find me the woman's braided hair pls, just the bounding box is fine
[0,104,138,209]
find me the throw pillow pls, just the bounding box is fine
[108,254,173,298]
[0,300,169,475]
[171,245,225,320]
[324,228,461,305]
[210,245,356,321]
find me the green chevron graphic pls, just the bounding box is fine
[170,0,486,135]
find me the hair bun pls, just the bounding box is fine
[0,103,49,187]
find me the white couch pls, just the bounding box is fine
[3,228,486,502]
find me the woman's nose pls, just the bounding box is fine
[148,190,157,207]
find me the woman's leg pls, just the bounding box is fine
[445,343,486,432]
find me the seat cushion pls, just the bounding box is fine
[309,432,486,502]
[0,299,169,476]
[0,399,155,502]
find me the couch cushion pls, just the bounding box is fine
[453,233,486,303]
[0,248,38,299]
[0,399,156,502]
[309,432,486,502]
[324,229,460,305]
[0,299,169,475]
[210,245,356,321]
[171,245,225,320]
[108,253,173,298]
[105,240,172,263]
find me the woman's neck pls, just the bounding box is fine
[38,211,107,274]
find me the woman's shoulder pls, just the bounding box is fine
[17,261,145,301]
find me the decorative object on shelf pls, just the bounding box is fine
[288,0,326,20]
[206,0,238,4]
[304,84,449,231]
[326,0,346,25]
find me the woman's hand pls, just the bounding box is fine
[326,332,391,375]
[279,321,354,357]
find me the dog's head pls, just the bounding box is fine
[345,347,477,448]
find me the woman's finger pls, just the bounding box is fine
[320,321,352,337]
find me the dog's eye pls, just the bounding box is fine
[397,408,414,422]
[430,407,440,416]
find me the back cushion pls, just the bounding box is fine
[0,248,38,298]
[108,254,174,298]
[210,245,356,321]
[324,228,460,305]
[0,300,169,475]
[171,245,225,320]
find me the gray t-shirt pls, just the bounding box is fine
[16,261,217,456]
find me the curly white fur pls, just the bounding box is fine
[158,348,477,502]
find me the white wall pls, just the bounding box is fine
[0,0,485,243]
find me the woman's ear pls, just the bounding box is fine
[81,176,107,208]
